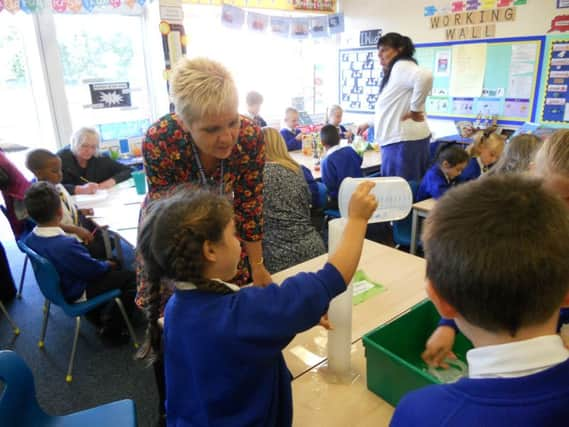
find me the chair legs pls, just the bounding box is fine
[17,255,28,298]
[38,300,51,348]
[114,298,139,349]
[66,316,81,383]
[0,301,20,335]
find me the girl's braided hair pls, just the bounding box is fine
[136,188,234,363]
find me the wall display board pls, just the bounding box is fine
[416,36,545,125]
[538,35,569,126]
[338,47,380,114]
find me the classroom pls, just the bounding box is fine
[1,0,569,426]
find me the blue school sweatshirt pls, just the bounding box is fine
[25,232,109,302]
[416,164,455,201]
[459,157,482,182]
[321,146,363,200]
[390,358,569,426]
[163,263,346,427]
[280,128,302,151]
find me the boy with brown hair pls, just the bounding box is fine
[391,175,569,426]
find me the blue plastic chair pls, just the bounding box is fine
[17,240,138,383]
[392,180,419,249]
[0,301,20,336]
[0,350,137,426]
[317,182,341,222]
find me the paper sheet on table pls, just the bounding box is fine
[72,190,109,208]
[352,269,385,305]
[449,44,486,98]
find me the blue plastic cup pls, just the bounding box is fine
[132,170,147,195]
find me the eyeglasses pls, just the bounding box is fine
[79,144,98,150]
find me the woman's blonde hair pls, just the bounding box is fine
[467,131,505,157]
[170,57,238,128]
[535,129,569,177]
[487,133,542,176]
[262,127,300,174]
[71,127,100,156]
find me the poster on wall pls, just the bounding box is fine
[89,82,131,109]
[338,47,380,114]
[542,40,569,123]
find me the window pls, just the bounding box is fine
[0,14,56,150]
[183,6,338,122]
[53,14,153,141]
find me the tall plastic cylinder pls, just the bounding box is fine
[326,218,353,377]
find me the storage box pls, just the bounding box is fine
[362,299,472,406]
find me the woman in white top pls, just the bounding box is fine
[358,33,433,181]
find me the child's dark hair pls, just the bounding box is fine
[423,175,569,337]
[320,124,340,148]
[435,143,469,167]
[26,149,57,173]
[24,181,61,224]
[136,188,235,363]
[377,32,417,92]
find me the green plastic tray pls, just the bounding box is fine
[362,299,472,406]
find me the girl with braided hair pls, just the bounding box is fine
[137,183,378,426]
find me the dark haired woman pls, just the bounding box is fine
[358,32,433,181]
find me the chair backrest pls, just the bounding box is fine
[392,180,419,247]
[16,240,67,308]
[0,350,46,425]
[316,182,328,208]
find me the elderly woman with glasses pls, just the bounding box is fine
[58,127,132,195]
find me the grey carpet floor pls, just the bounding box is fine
[0,226,159,427]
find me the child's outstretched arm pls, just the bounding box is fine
[422,324,457,368]
[328,181,378,284]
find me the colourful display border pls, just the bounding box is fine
[415,36,545,126]
[538,34,569,127]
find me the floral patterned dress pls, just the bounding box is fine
[135,113,265,311]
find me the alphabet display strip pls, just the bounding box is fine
[541,39,569,124]
[339,48,380,113]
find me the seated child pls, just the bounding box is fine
[392,175,569,426]
[320,124,363,208]
[416,143,469,201]
[23,182,138,344]
[137,182,377,426]
[327,104,353,141]
[246,91,267,128]
[487,133,542,176]
[26,149,136,268]
[424,130,569,368]
[459,131,504,182]
[261,127,325,273]
[280,107,303,151]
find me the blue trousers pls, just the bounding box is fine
[381,137,431,182]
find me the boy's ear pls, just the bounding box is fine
[202,240,217,263]
[440,160,450,169]
[426,279,459,319]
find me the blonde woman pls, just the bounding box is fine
[262,127,325,273]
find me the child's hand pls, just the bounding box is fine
[356,123,369,136]
[422,326,457,368]
[295,133,303,141]
[76,227,94,244]
[80,208,94,216]
[348,181,378,222]
[319,313,332,330]
[106,259,120,270]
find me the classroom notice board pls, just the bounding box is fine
[416,36,545,125]
[338,47,380,114]
[538,35,569,126]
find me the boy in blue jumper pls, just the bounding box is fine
[280,107,303,151]
[320,124,363,209]
[23,181,137,344]
[136,184,378,426]
[416,143,469,201]
[391,175,569,426]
